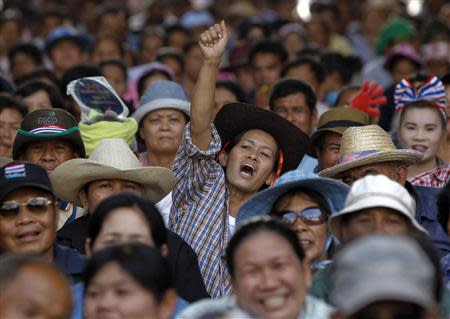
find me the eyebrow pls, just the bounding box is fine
[242,138,276,153]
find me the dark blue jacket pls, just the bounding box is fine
[53,243,86,283]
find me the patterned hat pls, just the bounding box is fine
[13,108,85,159]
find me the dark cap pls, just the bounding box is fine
[0,162,53,202]
[12,108,86,159]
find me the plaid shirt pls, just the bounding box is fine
[169,123,231,297]
[410,165,450,188]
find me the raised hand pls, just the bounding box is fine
[350,80,387,117]
[198,20,228,64]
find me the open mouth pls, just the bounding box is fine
[240,163,255,177]
[16,230,41,242]
[259,294,288,311]
[412,145,428,153]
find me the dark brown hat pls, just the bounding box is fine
[12,108,85,159]
[214,103,309,173]
[308,107,369,157]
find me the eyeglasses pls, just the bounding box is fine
[275,207,327,226]
[0,197,54,219]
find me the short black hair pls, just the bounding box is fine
[0,93,28,117]
[248,40,288,66]
[226,217,305,277]
[281,57,325,84]
[320,52,362,85]
[14,68,59,88]
[216,80,247,103]
[59,64,103,97]
[437,181,450,236]
[164,24,191,45]
[84,243,172,302]
[137,69,173,97]
[87,193,168,250]
[99,59,128,81]
[15,80,64,109]
[155,48,185,72]
[269,78,317,113]
[8,43,43,70]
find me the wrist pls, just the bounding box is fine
[203,57,222,66]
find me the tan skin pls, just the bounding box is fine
[339,162,408,187]
[1,263,73,319]
[193,22,277,217]
[316,132,342,172]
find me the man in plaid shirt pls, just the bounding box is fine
[169,21,308,297]
[410,164,450,188]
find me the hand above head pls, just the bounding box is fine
[198,20,228,64]
[350,80,387,117]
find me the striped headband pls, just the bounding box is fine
[394,76,447,119]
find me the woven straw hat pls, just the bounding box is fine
[319,125,422,178]
[50,138,175,206]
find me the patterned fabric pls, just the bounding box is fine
[394,76,447,119]
[169,123,231,297]
[410,165,450,188]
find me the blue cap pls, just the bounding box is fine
[45,26,90,53]
[236,171,350,224]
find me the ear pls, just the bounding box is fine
[396,164,408,185]
[139,126,145,141]
[311,107,318,130]
[85,238,92,257]
[78,189,89,210]
[160,243,169,257]
[218,150,229,167]
[264,171,275,187]
[157,289,177,319]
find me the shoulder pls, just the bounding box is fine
[301,295,335,319]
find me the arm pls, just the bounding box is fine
[191,21,228,150]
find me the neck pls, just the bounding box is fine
[407,158,437,179]
[43,245,55,263]
[228,185,256,217]
[147,152,175,170]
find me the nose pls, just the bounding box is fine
[413,128,426,140]
[160,118,170,130]
[41,144,55,161]
[96,291,117,312]
[292,218,309,232]
[15,206,35,225]
[259,268,279,290]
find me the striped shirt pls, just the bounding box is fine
[170,123,231,297]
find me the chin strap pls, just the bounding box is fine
[311,235,335,271]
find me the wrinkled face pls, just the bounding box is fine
[0,188,57,258]
[341,207,411,243]
[273,193,328,266]
[139,109,187,157]
[252,53,282,86]
[340,162,407,187]
[272,92,316,135]
[316,132,342,171]
[80,179,142,212]
[91,207,154,253]
[0,107,22,158]
[49,39,84,72]
[84,262,171,319]
[101,64,127,97]
[398,107,444,164]
[1,264,73,319]
[23,90,53,112]
[214,87,238,115]
[21,140,78,174]
[222,129,278,194]
[232,231,308,319]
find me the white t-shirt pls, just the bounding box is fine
[228,215,236,237]
[156,191,172,226]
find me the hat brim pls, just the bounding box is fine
[318,149,423,178]
[329,194,427,241]
[214,103,310,173]
[307,127,347,158]
[50,159,175,206]
[237,177,349,224]
[132,99,190,124]
[0,182,54,203]
[12,128,86,159]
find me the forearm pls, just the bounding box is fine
[190,58,221,150]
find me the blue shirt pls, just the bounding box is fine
[53,243,85,283]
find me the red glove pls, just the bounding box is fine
[350,81,387,117]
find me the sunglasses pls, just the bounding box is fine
[275,207,327,226]
[0,197,54,219]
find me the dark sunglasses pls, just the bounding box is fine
[0,197,54,219]
[275,207,327,226]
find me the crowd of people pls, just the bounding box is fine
[0,0,450,318]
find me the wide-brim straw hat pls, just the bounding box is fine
[214,103,310,174]
[319,125,423,178]
[308,107,369,157]
[50,138,175,206]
